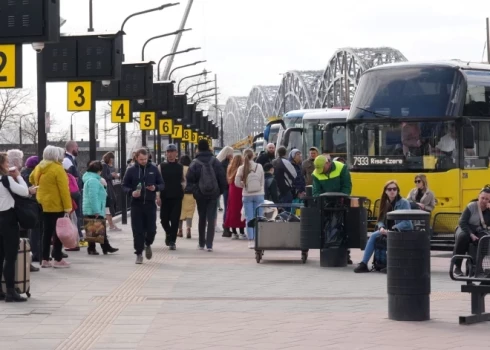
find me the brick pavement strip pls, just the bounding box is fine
[0,212,489,349]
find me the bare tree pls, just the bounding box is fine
[0,89,34,132]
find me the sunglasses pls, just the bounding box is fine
[386,187,398,192]
[414,180,421,184]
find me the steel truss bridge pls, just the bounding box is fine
[222,47,407,145]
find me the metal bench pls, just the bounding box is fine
[450,235,490,325]
[431,212,460,251]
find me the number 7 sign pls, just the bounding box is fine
[172,124,183,139]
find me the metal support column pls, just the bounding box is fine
[36,54,47,159]
[89,82,97,160]
[121,123,127,224]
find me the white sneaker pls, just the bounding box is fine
[239,233,247,240]
[232,234,239,240]
[248,241,255,249]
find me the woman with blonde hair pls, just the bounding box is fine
[30,146,72,269]
[235,148,265,248]
[216,146,234,236]
[407,174,435,212]
[178,155,196,239]
[225,154,246,239]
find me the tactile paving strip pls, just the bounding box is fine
[55,247,169,350]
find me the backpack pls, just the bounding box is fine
[372,234,387,271]
[246,164,261,193]
[195,158,220,197]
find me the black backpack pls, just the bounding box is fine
[195,158,220,198]
[1,176,40,229]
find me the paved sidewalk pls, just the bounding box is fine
[0,211,488,350]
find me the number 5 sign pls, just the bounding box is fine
[68,82,92,111]
[139,112,155,130]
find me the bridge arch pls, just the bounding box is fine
[223,96,248,145]
[315,47,408,108]
[245,85,279,136]
[272,70,323,116]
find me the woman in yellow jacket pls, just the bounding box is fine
[30,146,72,268]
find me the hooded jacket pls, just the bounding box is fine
[82,172,107,216]
[30,160,72,213]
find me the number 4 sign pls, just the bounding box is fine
[111,100,131,123]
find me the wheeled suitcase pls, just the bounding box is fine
[1,238,31,297]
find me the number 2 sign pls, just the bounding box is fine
[0,44,22,89]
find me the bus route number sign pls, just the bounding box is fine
[353,156,405,167]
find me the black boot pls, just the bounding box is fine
[103,246,119,255]
[222,226,232,238]
[5,288,27,302]
[0,290,5,301]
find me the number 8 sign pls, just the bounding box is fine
[182,128,191,142]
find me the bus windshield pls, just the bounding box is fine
[284,116,303,129]
[463,70,490,117]
[348,121,489,171]
[349,66,463,120]
[303,119,346,155]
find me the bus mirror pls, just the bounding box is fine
[463,125,475,149]
[323,130,334,153]
[264,124,271,142]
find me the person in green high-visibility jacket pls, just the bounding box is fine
[312,155,352,196]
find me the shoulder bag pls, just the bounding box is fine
[1,176,40,229]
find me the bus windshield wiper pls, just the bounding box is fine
[356,107,391,119]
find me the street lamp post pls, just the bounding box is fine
[141,28,191,61]
[196,93,220,105]
[70,111,81,140]
[177,69,210,92]
[184,79,214,94]
[117,4,179,225]
[157,47,201,79]
[190,87,215,101]
[169,61,207,80]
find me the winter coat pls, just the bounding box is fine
[30,160,72,213]
[82,172,107,216]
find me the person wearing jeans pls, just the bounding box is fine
[185,140,227,252]
[354,180,412,273]
[235,149,265,249]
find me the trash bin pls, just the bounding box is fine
[319,192,350,268]
[386,210,431,321]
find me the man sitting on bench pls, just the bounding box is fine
[453,186,490,276]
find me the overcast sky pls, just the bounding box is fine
[16,0,490,144]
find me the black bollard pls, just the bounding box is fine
[386,210,431,321]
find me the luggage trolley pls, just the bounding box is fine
[254,203,307,263]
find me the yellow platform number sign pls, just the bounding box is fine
[68,81,92,111]
[208,138,212,149]
[198,135,204,142]
[159,119,173,135]
[140,112,155,130]
[111,100,131,123]
[192,132,198,145]
[172,124,183,139]
[182,128,191,142]
[0,44,21,89]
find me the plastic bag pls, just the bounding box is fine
[70,212,80,245]
[56,216,78,249]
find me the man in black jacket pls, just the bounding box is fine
[157,144,184,250]
[122,148,164,264]
[256,143,276,166]
[186,140,227,251]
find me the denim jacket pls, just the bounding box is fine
[376,197,413,231]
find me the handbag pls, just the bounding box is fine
[56,215,78,249]
[1,175,39,229]
[83,217,106,244]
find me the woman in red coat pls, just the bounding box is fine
[225,154,246,240]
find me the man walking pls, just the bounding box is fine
[123,148,164,264]
[157,144,184,250]
[186,140,227,251]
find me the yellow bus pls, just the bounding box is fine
[343,61,490,216]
